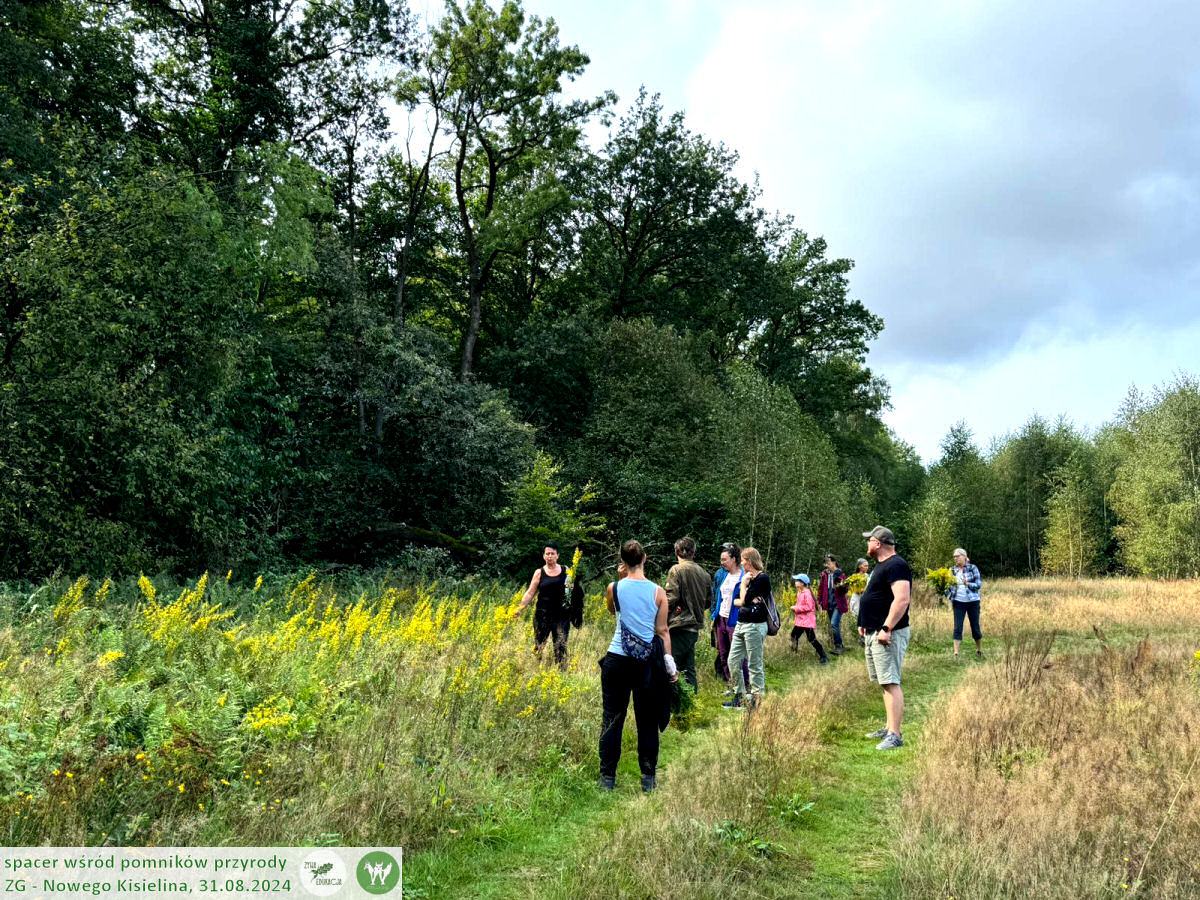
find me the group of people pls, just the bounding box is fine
[513,528,986,790]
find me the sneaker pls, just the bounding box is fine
[865,727,889,739]
[640,774,656,793]
[745,694,760,710]
[819,656,829,665]
[831,646,843,656]
[722,697,743,709]
[875,732,904,751]
[598,775,615,791]
[976,650,984,661]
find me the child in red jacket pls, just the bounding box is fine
[791,574,829,664]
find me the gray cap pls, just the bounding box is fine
[792,573,811,585]
[862,525,896,545]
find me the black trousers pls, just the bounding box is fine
[598,652,659,779]
[952,601,982,641]
[669,627,699,693]
[534,609,571,666]
[790,625,827,659]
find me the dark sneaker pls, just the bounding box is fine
[641,775,656,793]
[819,656,829,665]
[865,727,889,739]
[598,775,615,791]
[722,697,743,709]
[831,646,843,656]
[875,732,904,751]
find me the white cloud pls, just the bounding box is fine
[884,318,1200,461]
[683,0,1200,459]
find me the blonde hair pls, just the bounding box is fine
[741,547,764,572]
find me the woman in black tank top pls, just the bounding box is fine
[513,542,573,667]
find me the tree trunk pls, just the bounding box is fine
[460,263,483,380]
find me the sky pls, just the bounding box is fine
[420,0,1200,461]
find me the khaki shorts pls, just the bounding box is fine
[864,626,910,685]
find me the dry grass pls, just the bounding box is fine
[952,577,1200,636]
[894,637,1200,898]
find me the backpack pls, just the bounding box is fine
[764,590,782,636]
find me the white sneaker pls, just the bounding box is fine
[875,732,904,751]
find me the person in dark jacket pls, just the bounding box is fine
[817,554,848,655]
[665,536,709,693]
[598,540,677,793]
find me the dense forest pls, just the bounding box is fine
[2,0,1197,580]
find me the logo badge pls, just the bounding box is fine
[356,851,401,895]
[300,849,347,897]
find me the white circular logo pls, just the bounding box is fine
[301,849,347,897]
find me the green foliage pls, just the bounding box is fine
[906,484,957,574]
[1,0,920,578]
[494,453,604,571]
[1109,376,1200,577]
[1042,451,1105,577]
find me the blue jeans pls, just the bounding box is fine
[952,601,982,641]
[829,607,843,648]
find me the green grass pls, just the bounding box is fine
[404,638,971,899]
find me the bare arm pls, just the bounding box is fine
[605,581,616,615]
[514,569,541,617]
[883,580,911,631]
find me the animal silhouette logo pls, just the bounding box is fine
[356,850,401,895]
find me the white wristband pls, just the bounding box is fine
[663,654,677,677]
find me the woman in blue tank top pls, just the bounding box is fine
[598,539,675,793]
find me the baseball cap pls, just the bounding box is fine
[862,525,896,545]
[792,573,811,585]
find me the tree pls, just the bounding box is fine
[1042,451,1104,577]
[426,0,610,378]
[1109,376,1200,577]
[570,90,763,350]
[906,480,958,575]
[131,0,405,184]
[931,422,1001,570]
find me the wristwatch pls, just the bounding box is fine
[880,625,891,634]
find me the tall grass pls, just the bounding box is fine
[893,637,1200,898]
[0,572,616,847]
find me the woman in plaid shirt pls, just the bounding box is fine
[948,548,983,660]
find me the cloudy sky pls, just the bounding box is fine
[426,0,1200,461]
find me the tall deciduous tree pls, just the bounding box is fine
[570,89,763,350]
[1042,451,1104,577]
[1109,376,1200,577]
[427,0,610,378]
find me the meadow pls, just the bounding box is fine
[0,573,1196,898]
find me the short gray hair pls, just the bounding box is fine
[953,547,968,558]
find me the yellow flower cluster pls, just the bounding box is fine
[140,573,233,654]
[52,576,90,624]
[242,696,299,736]
[96,650,125,667]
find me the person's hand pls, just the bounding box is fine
[617,562,629,579]
[876,629,891,645]
[512,605,525,619]
[858,626,866,637]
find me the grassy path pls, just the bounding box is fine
[776,651,966,898]
[404,642,973,899]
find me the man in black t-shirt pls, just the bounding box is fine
[856,525,912,751]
